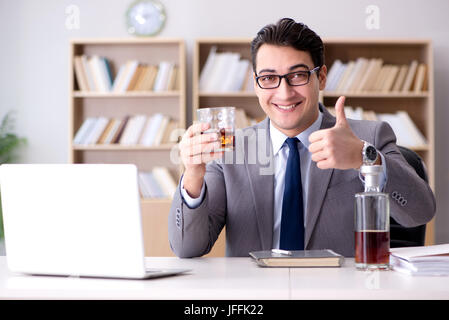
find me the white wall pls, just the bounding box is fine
[1,0,448,243]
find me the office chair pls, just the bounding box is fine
[389,146,428,248]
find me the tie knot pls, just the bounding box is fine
[285,137,299,151]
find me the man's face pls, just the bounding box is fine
[254,44,327,137]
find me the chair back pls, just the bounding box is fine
[390,146,428,248]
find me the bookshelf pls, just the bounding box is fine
[69,38,223,257]
[194,38,435,246]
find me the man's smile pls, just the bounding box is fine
[272,101,303,112]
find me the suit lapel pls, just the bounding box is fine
[305,105,336,248]
[245,118,274,250]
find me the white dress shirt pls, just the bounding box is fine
[180,110,387,249]
[270,111,323,248]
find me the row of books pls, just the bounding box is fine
[325,58,427,93]
[73,113,178,146]
[138,167,178,199]
[199,46,254,92]
[74,55,179,92]
[327,106,427,148]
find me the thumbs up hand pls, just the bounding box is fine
[309,96,365,170]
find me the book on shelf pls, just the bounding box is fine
[152,115,170,145]
[325,58,427,94]
[101,119,122,144]
[249,249,343,267]
[355,58,377,92]
[119,114,147,145]
[413,63,427,93]
[401,60,418,92]
[74,55,114,92]
[72,114,178,146]
[74,55,178,93]
[112,115,130,144]
[73,56,90,91]
[199,46,253,93]
[377,112,427,148]
[199,45,218,91]
[138,171,167,198]
[335,60,355,92]
[134,65,159,91]
[390,244,449,276]
[153,61,175,92]
[241,67,255,92]
[80,55,95,91]
[325,59,343,92]
[139,113,164,146]
[344,57,368,92]
[73,117,97,145]
[152,166,178,198]
[391,64,409,92]
[114,60,139,92]
[138,168,178,199]
[88,56,112,92]
[126,63,145,91]
[83,117,109,145]
[326,106,427,148]
[96,119,115,144]
[381,65,400,93]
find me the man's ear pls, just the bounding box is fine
[318,65,327,90]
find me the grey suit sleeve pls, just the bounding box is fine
[374,121,436,227]
[168,161,227,258]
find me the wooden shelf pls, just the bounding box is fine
[72,143,177,151]
[322,91,429,98]
[198,91,256,97]
[198,91,429,98]
[141,198,173,204]
[73,91,181,98]
[69,38,186,257]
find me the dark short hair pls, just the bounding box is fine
[250,18,324,73]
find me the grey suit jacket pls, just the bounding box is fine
[168,105,436,257]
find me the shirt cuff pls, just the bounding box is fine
[180,175,206,209]
[378,151,388,189]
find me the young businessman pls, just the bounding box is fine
[168,18,436,257]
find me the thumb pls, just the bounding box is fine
[334,96,348,127]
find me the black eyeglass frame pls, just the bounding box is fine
[255,66,322,89]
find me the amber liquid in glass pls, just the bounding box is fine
[355,230,390,267]
[219,128,235,150]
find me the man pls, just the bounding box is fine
[168,18,435,257]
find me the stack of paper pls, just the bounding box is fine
[390,244,449,276]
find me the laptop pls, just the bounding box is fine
[0,163,189,279]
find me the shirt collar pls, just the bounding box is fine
[270,110,323,156]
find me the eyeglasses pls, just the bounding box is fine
[255,66,321,89]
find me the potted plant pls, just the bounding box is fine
[0,111,26,239]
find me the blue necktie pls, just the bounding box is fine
[280,137,305,250]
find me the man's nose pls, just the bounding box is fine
[276,77,296,98]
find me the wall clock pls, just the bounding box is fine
[126,0,166,36]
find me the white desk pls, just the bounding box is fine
[0,257,448,300]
